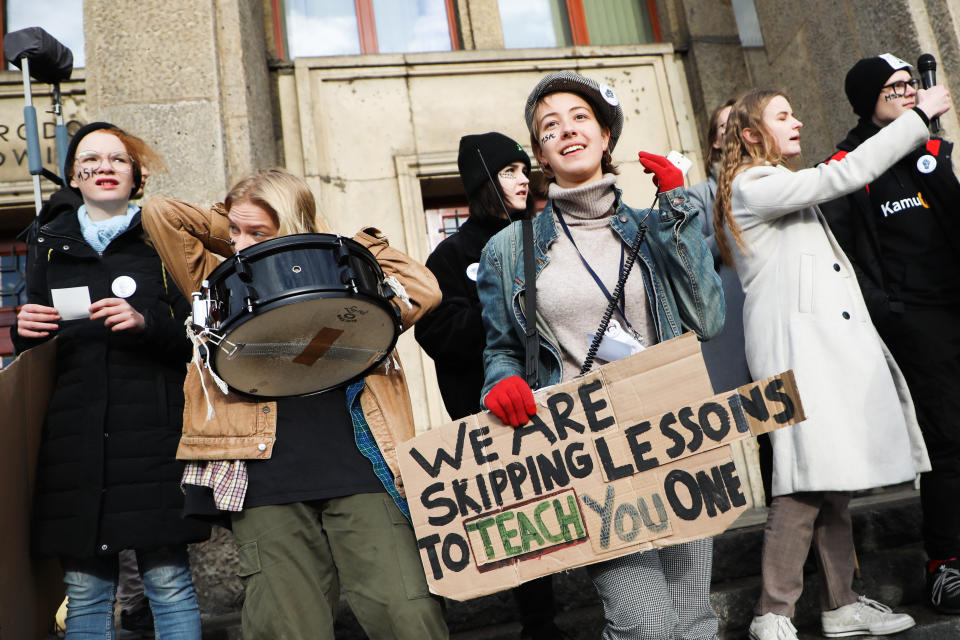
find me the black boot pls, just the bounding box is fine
[118,600,155,639]
[928,558,960,614]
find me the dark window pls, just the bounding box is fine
[0,241,27,361]
[0,244,26,308]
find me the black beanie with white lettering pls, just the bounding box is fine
[844,54,912,119]
[457,132,531,197]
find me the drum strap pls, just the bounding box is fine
[522,217,538,388]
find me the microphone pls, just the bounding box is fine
[918,53,940,133]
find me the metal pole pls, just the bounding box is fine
[20,58,43,215]
[52,82,68,183]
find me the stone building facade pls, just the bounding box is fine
[0,0,957,615]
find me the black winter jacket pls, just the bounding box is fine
[820,120,960,329]
[415,215,509,419]
[12,191,209,557]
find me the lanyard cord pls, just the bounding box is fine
[555,204,629,327]
[578,194,657,376]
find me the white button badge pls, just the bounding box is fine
[111,275,137,298]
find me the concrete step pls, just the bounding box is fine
[790,603,960,640]
[198,487,936,639]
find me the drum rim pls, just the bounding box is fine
[207,232,380,282]
[208,289,401,399]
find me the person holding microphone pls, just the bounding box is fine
[820,54,960,615]
[713,79,950,639]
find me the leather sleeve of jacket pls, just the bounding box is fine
[414,243,485,362]
[141,196,233,300]
[351,227,440,332]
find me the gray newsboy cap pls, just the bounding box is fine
[524,70,624,152]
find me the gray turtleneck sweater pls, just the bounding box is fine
[537,174,657,381]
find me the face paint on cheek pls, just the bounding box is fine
[884,92,905,102]
[540,132,556,145]
[75,168,97,182]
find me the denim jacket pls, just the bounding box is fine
[477,185,724,401]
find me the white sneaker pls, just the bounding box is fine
[749,613,798,640]
[821,595,916,637]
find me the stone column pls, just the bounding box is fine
[82,0,277,616]
[83,0,275,204]
[457,0,505,50]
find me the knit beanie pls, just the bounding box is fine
[524,70,624,152]
[844,53,912,119]
[65,121,142,197]
[457,132,530,197]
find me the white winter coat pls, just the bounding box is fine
[728,110,932,496]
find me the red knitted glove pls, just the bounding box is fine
[637,151,683,192]
[484,375,536,427]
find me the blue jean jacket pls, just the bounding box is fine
[477,186,724,402]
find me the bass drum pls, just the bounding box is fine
[204,233,399,398]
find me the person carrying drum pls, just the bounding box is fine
[140,169,447,640]
[13,122,209,637]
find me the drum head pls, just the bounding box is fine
[210,292,398,397]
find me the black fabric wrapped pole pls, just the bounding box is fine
[3,27,73,84]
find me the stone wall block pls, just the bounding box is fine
[84,0,221,107]
[216,0,277,182]
[99,101,227,205]
[848,0,917,58]
[684,0,739,36]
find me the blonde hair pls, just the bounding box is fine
[224,168,319,236]
[713,89,788,266]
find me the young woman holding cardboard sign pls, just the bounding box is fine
[713,82,949,639]
[477,71,724,640]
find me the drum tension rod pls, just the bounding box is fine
[233,253,259,313]
[335,236,359,293]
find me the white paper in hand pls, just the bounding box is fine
[666,150,693,177]
[50,286,92,320]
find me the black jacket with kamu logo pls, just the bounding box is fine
[821,120,960,329]
[12,189,208,557]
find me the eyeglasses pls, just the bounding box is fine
[75,151,134,173]
[881,78,918,95]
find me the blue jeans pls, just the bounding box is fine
[61,546,201,640]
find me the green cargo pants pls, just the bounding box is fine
[231,493,448,640]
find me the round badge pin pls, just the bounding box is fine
[598,83,619,107]
[466,263,480,282]
[917,154,937,174]
[111,275,137,298]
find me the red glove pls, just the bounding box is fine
[637,151,683,192]
[484,375,536,427]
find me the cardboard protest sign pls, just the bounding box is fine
[0,338,64,640]
[399,333,805,600]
